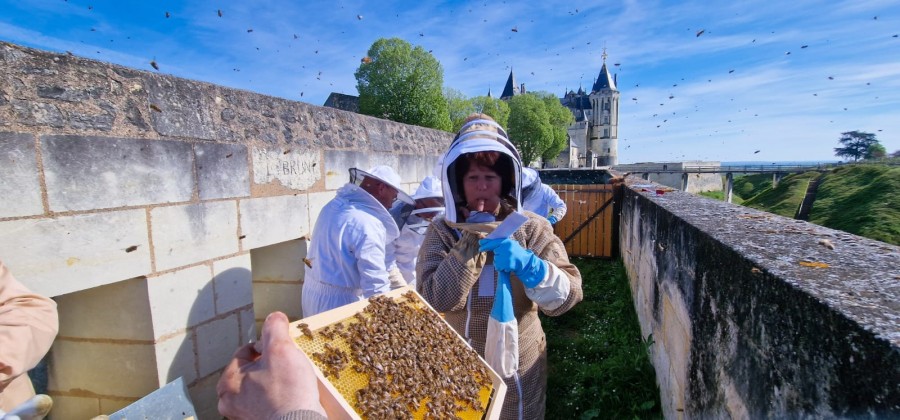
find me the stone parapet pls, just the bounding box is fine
[0,41,451,418]
[619,179,900,418]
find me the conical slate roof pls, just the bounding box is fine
[591,63,617,92]
[501,69,518,99]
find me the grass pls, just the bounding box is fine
[732,173,774,200]
[698,190,744,204]
[809,164,900,245]
[741,171,821,218]
[542,258,661,419]
[727,164,900,245]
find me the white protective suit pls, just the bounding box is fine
[521,168,567,222]
[391,176,444,288]
[302,182,400,317]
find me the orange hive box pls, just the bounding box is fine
[290,286,507,419]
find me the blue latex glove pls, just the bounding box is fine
[479,237,548,288]
[547,215,559,225]
[491,271,515,322]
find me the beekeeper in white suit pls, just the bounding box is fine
[302,165,413,317]
[388,176,444,289]
[521,168,567,225]
[416,114,583,420]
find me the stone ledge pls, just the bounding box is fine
[619,180,900,418]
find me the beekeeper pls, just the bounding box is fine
[302,166,413,317]
[416,114,583,419]
[521,168,567,225]
[388,176,444,289]
[0,260,59,412]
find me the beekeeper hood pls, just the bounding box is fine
[440,115,523,224]
[521,167,542,203]
[408,176,445,232]
[350,165,414,205]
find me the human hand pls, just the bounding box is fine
[479,237,547,288]
[217,312,325,420]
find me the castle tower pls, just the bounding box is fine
[588,49,619,166]
[500,68,520,100]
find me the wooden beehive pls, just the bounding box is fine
[290,286,507,419]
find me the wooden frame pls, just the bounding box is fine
[289,286,507,419]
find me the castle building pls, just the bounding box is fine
[559,50,620,167]
[500,68,526,100]
[495,51,619,168]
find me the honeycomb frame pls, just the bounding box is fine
[289,286,507,419]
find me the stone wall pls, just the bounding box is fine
[619,179,900,418]
[0,42,451,419]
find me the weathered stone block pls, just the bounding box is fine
[49,396,100,420]
[49,340,158,398]
[323,150,367,190]
[249,239,306,283]
[69,109,115,131]
[12,100,65,127]
[307,191,336,231]
[55,276,153,341]
[0,209,150,297]
[36,84,104,102]
[41,135,193,211]
[239,195,309,249]
[155,331,197,386]
[188,373,222,420]
[99,398,133,416]
[147,265,215,336]
[145,77,216,140]
[212,253,252,314]
[251,146,320,191]
[253,282,303,323]
[196,314,240,377]
[151,201,239,271]
[0,132,43,218]
[195,143,250,200]
[396,154,420,184]
[239,307,256,343]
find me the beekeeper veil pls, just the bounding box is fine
[440,115,523,224]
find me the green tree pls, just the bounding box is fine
[507,94,552,166]
[445,88,475,133]
[534,91,574,163]
[355,38,451,131]
[867,143,887,159]
[834,131,879,161]
[470,95,510,130]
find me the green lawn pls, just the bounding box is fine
[732,173,774,200]
[809,164,900,245]
[699,190,744,204]
[741,171,821,218]
[542,258,661,419]
[726,164,900,246]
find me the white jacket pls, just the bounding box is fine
[302,183,399,317]
[522,183,567,221]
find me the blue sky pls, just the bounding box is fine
[2,0,898,163]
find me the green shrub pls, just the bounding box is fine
[542,258,662,419]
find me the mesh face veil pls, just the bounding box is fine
[439,118,523,224]
[349,166,414,205]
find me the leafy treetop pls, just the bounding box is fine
[834,130,880,161]
[355,38,451,131]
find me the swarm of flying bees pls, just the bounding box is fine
[295,292,492,418]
